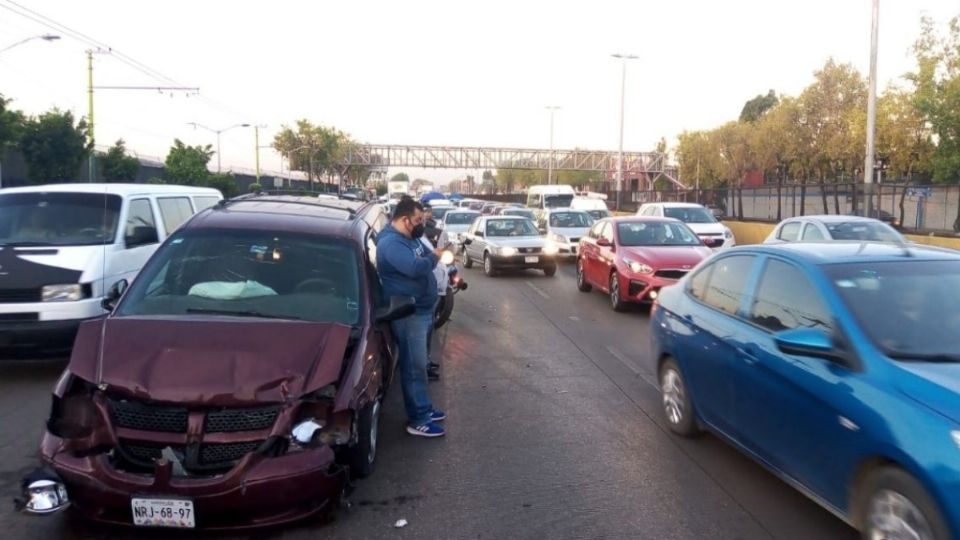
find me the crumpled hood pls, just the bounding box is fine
[619,245,713,269]
[895,362,960,424]
[69,317,352,406]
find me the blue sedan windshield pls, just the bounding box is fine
[825,260,960,360]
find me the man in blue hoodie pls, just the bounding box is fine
[377,197,449,437]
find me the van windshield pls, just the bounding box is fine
[544,194,574,208]
[0,192,122,246]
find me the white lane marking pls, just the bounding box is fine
[525,281,550,299]
[606,346,659,390]
[569,316,581,321]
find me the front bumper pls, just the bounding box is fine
[616,272,683,304]
[0,317,99,358]
[39,433,347,530]
[489,253,557,269]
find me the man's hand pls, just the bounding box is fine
[432,243,453,258]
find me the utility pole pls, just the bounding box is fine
[255,126,261,182]
[612,54,638,212]
[87,50,95,182]
[545,106,560,185]
[864,0,880,217]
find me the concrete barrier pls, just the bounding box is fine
[722,220,960,250]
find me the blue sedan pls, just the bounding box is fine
[650,242,960,540]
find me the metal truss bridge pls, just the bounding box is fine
[342,144,685,188]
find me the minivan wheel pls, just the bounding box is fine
[483,253,497,277]
[659,358,699,437]
[577,258,592,292]
[860,468,949,540]
[609,272,627,312]
[348,396,381,479]
[462,248,473,268]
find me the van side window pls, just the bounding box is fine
[125,199,158,248]
[157,197,194,235]
[193,196,221,212]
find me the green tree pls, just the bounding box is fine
[0,94,24,149]
[273,120,355,188]
[98,139,140,182]
[164,139,213,185]
[739,90,780,123]
[390,172,410,184]
[205,173,240,198]
[19,109,91,184]
[372,181,387,196]
[248,182,262,193]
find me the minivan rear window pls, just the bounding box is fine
[0,192,122,246]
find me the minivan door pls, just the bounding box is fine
[108,198,161,286]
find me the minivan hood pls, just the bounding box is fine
[895,362,960,424]
[619,245,713,268]
[684,222,726,235]
[0,245,101,289]
[69,317,351,406]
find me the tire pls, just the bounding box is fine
[543,264,557,277]
[434,290,454,329]
[483,253,497,277]
[462,248,473,268]
[858,467,950,540]
[659,358,700,437]
[576,258,592,292]
[347,396,381,479]
[609,271,627,312]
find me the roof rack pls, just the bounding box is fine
[217,192,358,217]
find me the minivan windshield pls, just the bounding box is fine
[0,192,122,246]
[544,194,574,208]
[663,206,718,224]
[117,228,361,325]
[825,260,960,360]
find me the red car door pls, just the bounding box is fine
[579,221,603,287]
[593,222,617,289]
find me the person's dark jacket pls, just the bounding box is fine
[424,218,442,248]
[376,224,439,314]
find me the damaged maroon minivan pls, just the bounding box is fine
[19,195,414,529]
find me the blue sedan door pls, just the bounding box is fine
[731,257,867,505]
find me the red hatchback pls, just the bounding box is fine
[576,217,713,311]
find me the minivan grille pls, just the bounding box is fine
[110,399,188,433]
[0,288,41,303]
[205,406,280,433]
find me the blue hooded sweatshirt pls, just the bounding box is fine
[376,224,438,314]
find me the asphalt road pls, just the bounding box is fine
[0,261,858,539]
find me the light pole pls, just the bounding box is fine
[612,53,638,212]
[0,33,60,56]
[187,122,251,173]
[864,0,880,217]
[545,106,560,185]
[253,124,268,183]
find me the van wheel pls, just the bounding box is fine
[858,467,949,540]
[347,396,381,479]
[461,248,473,268]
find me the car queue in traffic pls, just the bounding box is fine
[7,182,960,540]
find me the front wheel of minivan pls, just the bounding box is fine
[348,396,381,479]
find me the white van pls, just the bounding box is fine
[570,197,612,220]
[0,183,222,357]
[526,185,576,213]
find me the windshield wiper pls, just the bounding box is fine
[186,308,302,321]
[887,352,960,363]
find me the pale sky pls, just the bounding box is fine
[1,0,957,185]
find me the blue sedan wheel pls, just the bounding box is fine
[659,358,699,437]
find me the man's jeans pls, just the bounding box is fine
[390,311,434,427]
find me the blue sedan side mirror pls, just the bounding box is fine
[775,328,844,363]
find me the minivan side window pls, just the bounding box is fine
[701,255,755,315]
[193,196,221,212]
[125,198,159,248]
[750,259,833,333]
[157,197,194,235]
[778,222,801,241]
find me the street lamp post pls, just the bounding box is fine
[187,122,251,173]
[545,106,560,185]
[612,54,638,212]
[864,0,880,217]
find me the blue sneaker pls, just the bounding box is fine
[406,421,445,438]
[430,409,446,422]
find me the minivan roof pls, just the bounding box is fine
[527,185,576,194]
[0,183,222,197]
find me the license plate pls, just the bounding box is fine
[131,498,195,528]
[525,256,539,263]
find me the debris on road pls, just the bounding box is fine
[395,518,408,528]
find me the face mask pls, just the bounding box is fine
[411,223,426,238]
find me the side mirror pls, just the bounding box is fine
[462,237,473,245]
[596,237,612,248]
[475,231,484,238]
[101,279,128,312]
[375,296,415,324]
[775,328,845,363]
[125,226,159,248]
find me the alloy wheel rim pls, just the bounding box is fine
[867,489,932,540]
[661,368,685,425]
[610,276,620,307]
[485,255,492,273]
[577,261,585,285]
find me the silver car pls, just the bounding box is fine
[538,209,594,259]
[764,215,905,244]
[461,216,560,277]
[442,210,481,247]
